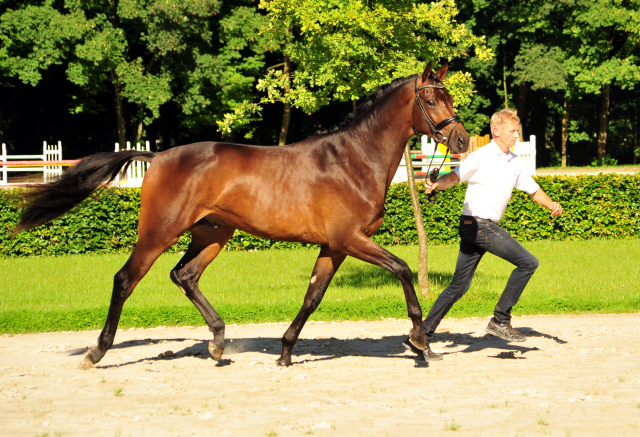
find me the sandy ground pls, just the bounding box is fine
[1,314,640,437]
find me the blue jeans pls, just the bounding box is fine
[423,215,539,342]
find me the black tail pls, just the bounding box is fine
[14,150,155,234]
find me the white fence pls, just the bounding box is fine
[1,141,63,184]
[393,134,537,184]
[513,135,537,175]
[393,136,462,184]
[114,141,151,187]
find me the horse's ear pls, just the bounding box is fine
[421,62,433,83]
[436,62,449,81]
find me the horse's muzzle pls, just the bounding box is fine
[449,124,470,154]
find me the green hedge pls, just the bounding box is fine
[1,173,639,257]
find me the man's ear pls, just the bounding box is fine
[421,62,433,83]
[435,62,449,81]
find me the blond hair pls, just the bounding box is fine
[490,109,520,135]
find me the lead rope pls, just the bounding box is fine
[426,145,450,207]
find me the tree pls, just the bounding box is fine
[0,2,85,144]
[0,0,228,144]
[218,0,491,135]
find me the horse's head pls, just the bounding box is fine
[412,62,469,154]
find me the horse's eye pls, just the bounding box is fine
[427,100,436,106]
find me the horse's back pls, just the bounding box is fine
[139,139,384,244]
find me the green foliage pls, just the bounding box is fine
[513,44,567,91]
[219,0,492,134]
[589,155,619,167]
[0,4,86,85]
[564,0,640,93]
[2,174,640,257]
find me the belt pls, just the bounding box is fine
[462,215,494,224]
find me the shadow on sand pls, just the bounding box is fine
[68,325,567,369]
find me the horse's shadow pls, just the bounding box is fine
[74,326,566,369]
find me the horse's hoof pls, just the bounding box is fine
[78,358,95,370]
[208,341,224,360]
[409,328,426,350]
[79,348,101,369]
[275,356,291,367]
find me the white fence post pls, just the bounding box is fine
[114,141,151,187]
[1,143,7,184]
[43,141,63,182]
[513,135,537,175]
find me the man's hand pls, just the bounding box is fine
[531,189,563,217]
[424,172,459,193]
[425,179,439,194]
[548,201,563,217]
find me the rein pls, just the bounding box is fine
[411,76,463,205]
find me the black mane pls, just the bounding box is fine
[314,72,441,136]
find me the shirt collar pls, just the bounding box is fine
[487,139,511,157]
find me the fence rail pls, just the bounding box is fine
[1,141,65,185]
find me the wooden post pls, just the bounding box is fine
[403,143,430,297]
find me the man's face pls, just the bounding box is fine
[494,122,520,149]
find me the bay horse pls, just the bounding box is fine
[14,63,469,368]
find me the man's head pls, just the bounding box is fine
[490,109,520,152]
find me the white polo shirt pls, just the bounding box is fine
[453,140,540,223]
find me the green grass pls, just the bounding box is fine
[1,239,639,333]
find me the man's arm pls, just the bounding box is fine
[424,171,460,194]
[531,189,563,216]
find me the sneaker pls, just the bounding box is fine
[485,319,526,342]
[403,337,444,361]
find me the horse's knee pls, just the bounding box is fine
[113,269,134,300]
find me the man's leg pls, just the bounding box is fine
[481,222,539,340]
[420,218,488,357]
[422,242,485,343]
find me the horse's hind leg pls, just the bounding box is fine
[170,225,235,361]
[277,246,346,366]
[81,235,178,369]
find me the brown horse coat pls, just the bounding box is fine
[16,63,469,367]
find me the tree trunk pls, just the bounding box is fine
[403,143,430,297]
[278,54,291,146]
[634,104,638,165]
[136,121,143,143]
[597,84,610,159]
[136,105,144,143]
[113,77,126,148]
[515,83,529,140]
[561,98,568,167]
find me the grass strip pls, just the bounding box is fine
[1,239,639,334]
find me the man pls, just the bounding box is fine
[413,109,563,361]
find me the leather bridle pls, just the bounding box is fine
[411,76,463,205]
[411,76,462,147]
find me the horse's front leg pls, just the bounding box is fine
[341,233,426,350]
[277,247,346,366]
